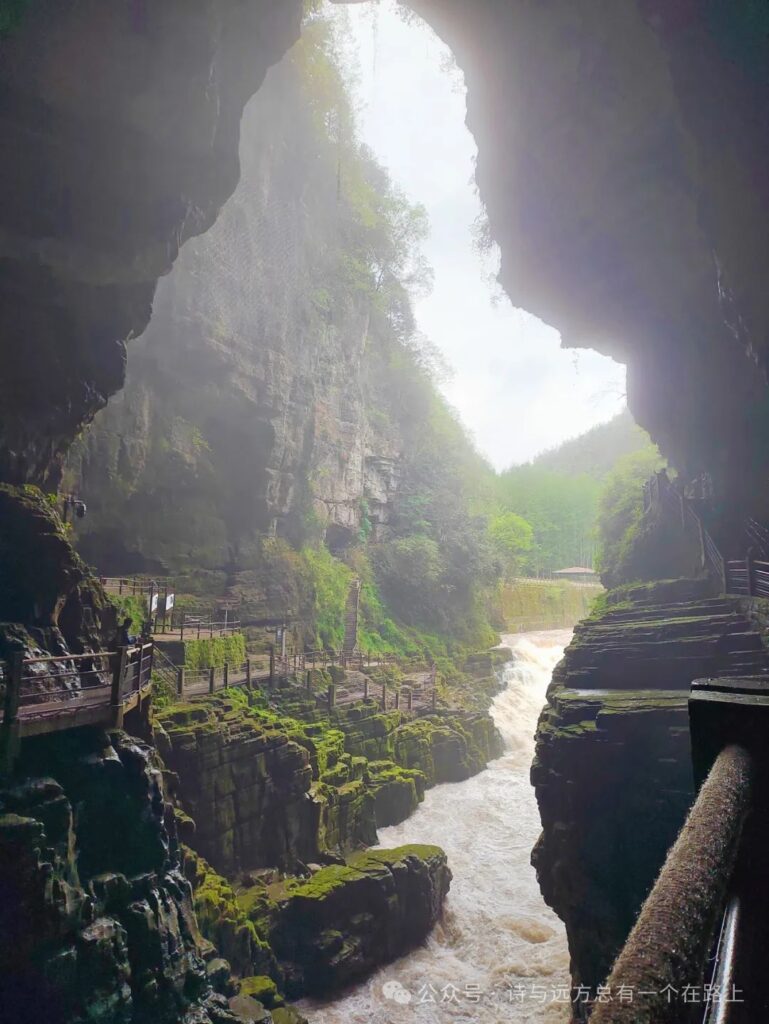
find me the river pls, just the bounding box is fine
[299,629,572,1024]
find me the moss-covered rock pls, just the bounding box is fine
[0,729,236,1024]
[182,846,279,983]
[238,976,283,1009]
[367,759,425,827]
[237,845,451,998]
[157,682,502,875]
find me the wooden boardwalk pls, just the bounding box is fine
[1,643,154,768]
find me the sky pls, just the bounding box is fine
[332,1,627,470]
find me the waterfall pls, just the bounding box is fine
[300,629,572,1023]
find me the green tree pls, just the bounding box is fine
[488,512,534,580]
[595,445,665,587]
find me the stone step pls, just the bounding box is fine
[599,600,739,624]
[585,616,751,641]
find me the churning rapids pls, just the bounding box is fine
[300,630,572,1024]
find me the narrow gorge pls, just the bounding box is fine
[2,1,769,1023]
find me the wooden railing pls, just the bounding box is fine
[176,614,241,640]
[646,471,727,588]
[724,554,769,599]
[170,652,438,712]
[0,634,442,773]
[325,665,438,713]
[100,576,163,597]
[1,642,154,769]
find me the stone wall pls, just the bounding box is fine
[531,582,769,1004]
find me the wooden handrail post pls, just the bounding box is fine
[223,662,229,689]
[363,678,369,700]
[381,683,387,710]
[306,670,312,692]
[0,652,22,775]
[4,651,23,726]
[111,647,128,705]
[328,683,336,709]
[245,659,252,691]
[407,689,413,711]
[432,688,437,711]
[747,549,756,597]
[136,644,145,694]
[146,642,154,691]
[697,517,706,573]
[394,690,400,710]
[209,666,216,694]
[269,645,275,687]
[111,646,129,728]
[177,667,185,697]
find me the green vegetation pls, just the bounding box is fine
[488,512,534,579]
[300,544,353,649]
[184,633,247,671]
[595,445,666,587]
[494,411,654,575]
[497,579,601,631]
[0,0,31,36]
[109,593,149,634]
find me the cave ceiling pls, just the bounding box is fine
[1,0,768,511]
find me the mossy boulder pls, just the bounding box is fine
[241,845,451,998]
[239,975,283,1009]
[367,759,425,827]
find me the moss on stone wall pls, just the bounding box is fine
[183,633,247,671]
[497,579,600,631]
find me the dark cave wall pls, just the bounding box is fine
[409,0,769,531]
[1,1,769,1013]
[0,0,303,488]
[3,0,769,514]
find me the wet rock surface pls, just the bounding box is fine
[155,684,502,875]
[239,846,451,999]
[1,730,214,1024]
[531,582,769,997]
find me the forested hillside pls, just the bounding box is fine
[494,411,657,574]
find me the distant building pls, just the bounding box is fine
[552,566,599,584]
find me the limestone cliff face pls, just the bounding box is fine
[531,580,769,1004]
[65,50,403,577]
[154,689,501,877]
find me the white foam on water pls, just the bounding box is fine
[298,630,573,1023]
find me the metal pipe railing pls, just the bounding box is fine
[591,744,753,1024]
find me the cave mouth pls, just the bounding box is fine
[323,0,628,471]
